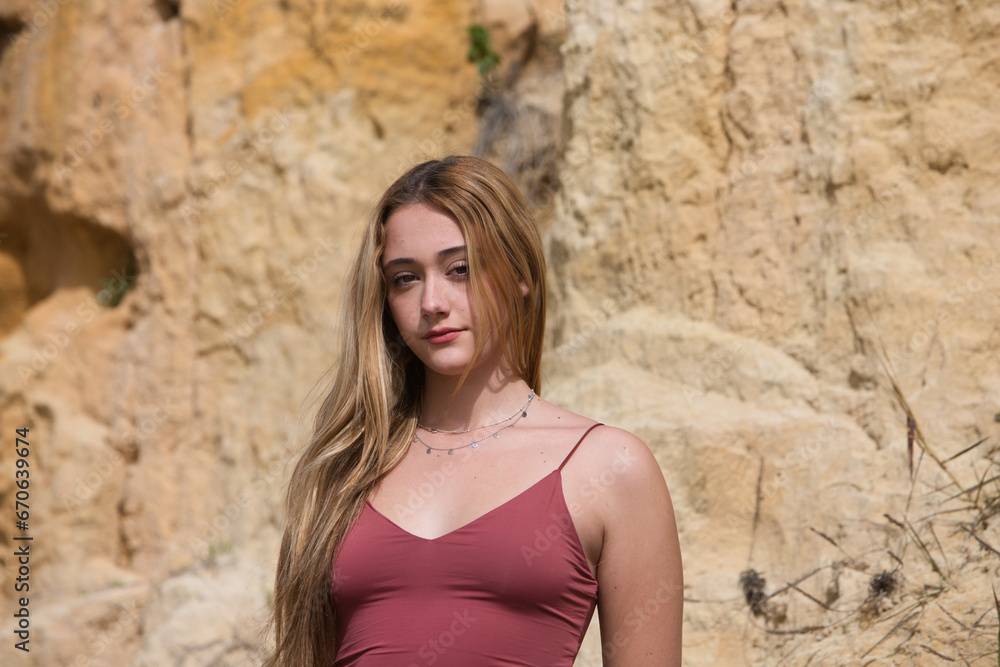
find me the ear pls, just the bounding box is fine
[519,279,529,297]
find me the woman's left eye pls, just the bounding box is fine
[451,263,469,277]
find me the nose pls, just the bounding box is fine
[420,273,450,318]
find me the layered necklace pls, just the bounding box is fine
[414,391,535,455]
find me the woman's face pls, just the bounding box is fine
[381,202,502,379]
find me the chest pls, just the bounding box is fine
[332,474,600,666]
[365,449,604,581]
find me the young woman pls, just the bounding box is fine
[264,155,683,666]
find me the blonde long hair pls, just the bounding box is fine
[263,155,547,666]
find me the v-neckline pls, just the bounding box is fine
[364,468,561,542]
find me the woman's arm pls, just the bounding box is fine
[594,427,683,667]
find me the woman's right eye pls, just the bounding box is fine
[390,273,417,287]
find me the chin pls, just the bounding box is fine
[415,341,501,377]
[420,353,489,378]
[422,361,475,377]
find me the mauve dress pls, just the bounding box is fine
[331,423,603,666]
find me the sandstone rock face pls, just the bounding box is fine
[544,0,1000,664]
[0,1,485,664]
[0,0,997,665]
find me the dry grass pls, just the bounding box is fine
[731,307,1000,664]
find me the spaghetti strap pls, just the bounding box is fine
[557,423,603,471]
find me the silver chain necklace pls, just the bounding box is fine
[415,391,535,454]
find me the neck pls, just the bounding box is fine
[419,360,533,431]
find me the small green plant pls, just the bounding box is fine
[98,254,138,308]
[205,539,233,566]
[467,24,500,75]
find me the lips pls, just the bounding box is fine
[424,328,462,343]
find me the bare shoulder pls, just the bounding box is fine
[577,426,682,666]
[579,425,668,510]
[536,398,657,468]
[584,424,658,470]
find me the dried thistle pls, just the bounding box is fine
[860,569,900,625]
[739,569,768,616]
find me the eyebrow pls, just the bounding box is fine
[382,245,467,271]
